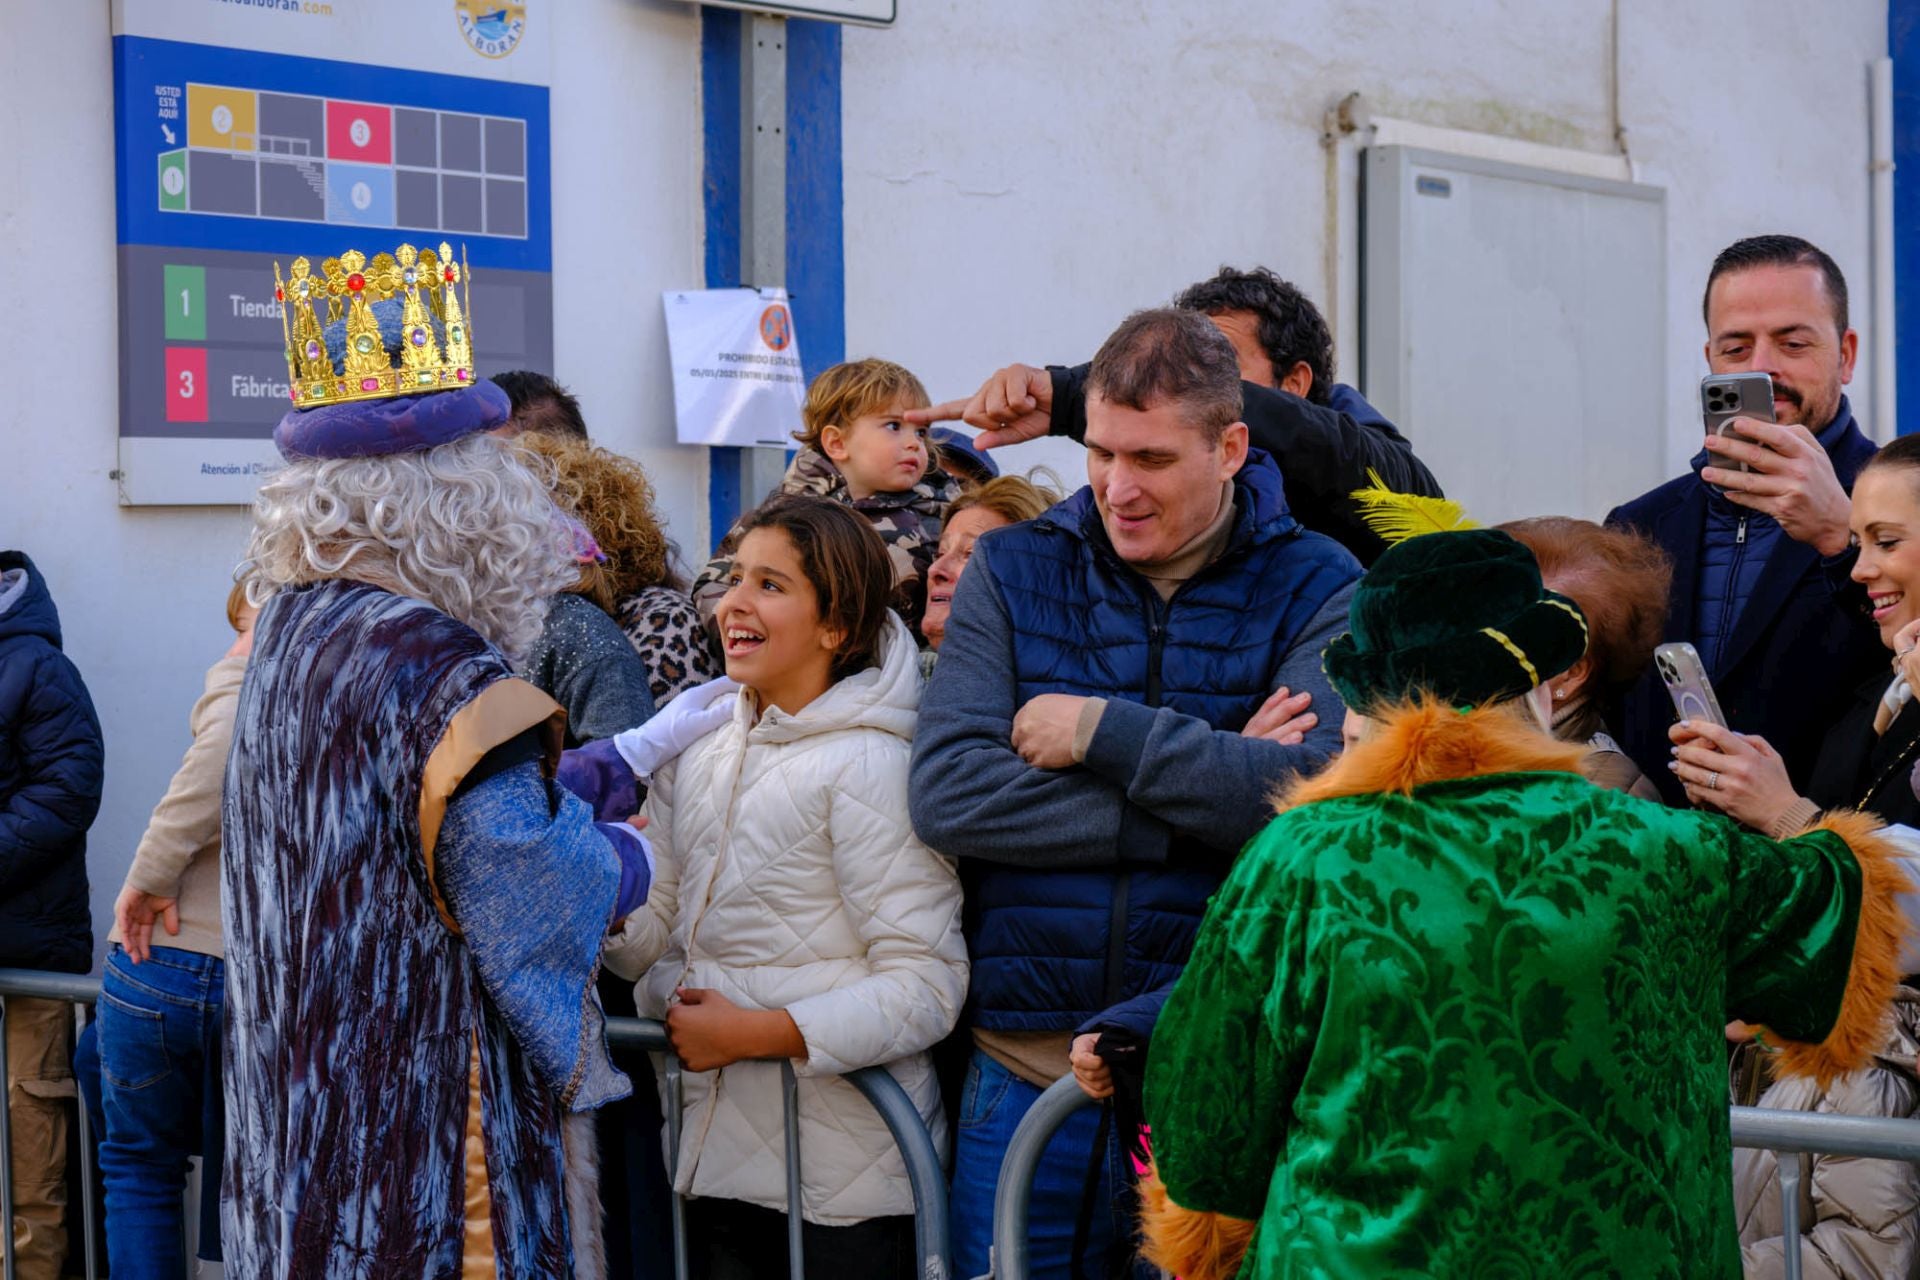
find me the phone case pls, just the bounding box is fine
[1654,642,1727,728]
[1701,372,1775,494]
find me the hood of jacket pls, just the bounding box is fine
[0,552,60,649]
[732,611,922,746]
[1324,382,1395,432]
[778,446,955,520]
[1041,446,1298,561]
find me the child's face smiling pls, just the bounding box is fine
[717,527,841,716]
[823,402,931,500]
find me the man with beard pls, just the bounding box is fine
[220,245,653,1279]
[1607,235,1884,804]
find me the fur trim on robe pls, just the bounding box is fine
[1768,809,1913,1088]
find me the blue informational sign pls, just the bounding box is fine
[111,29,553,504]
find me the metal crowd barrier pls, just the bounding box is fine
[0,969,952,1280]
[982,1077,1920,1280]
[601,1016,951,1280]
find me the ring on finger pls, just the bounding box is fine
[1707,770,1720,791]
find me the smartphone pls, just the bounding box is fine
[1654,642,1727,728]
[1701,372,1775,495]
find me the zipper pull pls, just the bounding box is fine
[1737,517,1747,545]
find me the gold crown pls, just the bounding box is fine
[274,242,477,409]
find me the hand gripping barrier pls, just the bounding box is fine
[980,1076,1920,1280]
[0,968,952,1280]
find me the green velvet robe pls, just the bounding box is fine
[1144,703,1902,1280]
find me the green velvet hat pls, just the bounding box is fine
[1323,529,1590,712]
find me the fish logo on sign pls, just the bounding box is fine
[759,304,793,352]
[456,3,527,59]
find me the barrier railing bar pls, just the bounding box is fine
[601,1013,950,1280]
[72,1001,97,1280]
[0,973,96,1003]
[0,996,13,1280]
[984,1076,1091,1280]
[663,1052,689,1280]
[14,966,1920,1280]
[844,1067,953,1280]
[1728,1104,1920,1159]
[983,1081,1920,1280]
[1778,1145,1803,1280]
[782,1058,805,1280]
[0,970,951,1280]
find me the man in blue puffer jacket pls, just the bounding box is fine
[910,309,1360,1279]
[0,549,103,1280]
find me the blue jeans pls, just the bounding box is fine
[95,946,225,1280]
[949,1048,1145,1280]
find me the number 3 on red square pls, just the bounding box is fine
[165,348,208,423]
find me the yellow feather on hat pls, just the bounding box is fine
[1348,469,1478,545]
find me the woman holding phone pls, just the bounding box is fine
[1674,433,1920,1280]
[1672,433,1920,832]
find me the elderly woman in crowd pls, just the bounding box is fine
[920,473,1061,656]
[1140,527,1907,1279]
[1500,516,1671,798]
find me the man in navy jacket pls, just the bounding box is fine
[0,549,102,1280]
[1607,236,1884,804]
[910,309,1360,1279]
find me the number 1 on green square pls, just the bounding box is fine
[165,264,205,341]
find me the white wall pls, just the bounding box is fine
[841,0,1889,485]
[0,0,707,968]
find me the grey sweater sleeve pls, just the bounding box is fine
[533,597,657,744]
[909,553,1169,870]
[1079,583,1355,854]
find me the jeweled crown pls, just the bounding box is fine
[274,242,477,409]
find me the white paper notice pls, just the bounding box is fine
[664,287,806,447]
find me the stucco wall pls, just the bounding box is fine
[841,1,1889,483]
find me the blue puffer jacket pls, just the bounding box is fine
[1694,489,1784,676]
[954,455,1359,1037]
[0,551,103,973]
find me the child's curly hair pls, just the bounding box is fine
[794,358,930,452]
[520,434,672,613]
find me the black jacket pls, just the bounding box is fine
[1047,366,1442,565]
[1804,669,1920,828]
[1605,402,1883,805]
[0,551,102,972]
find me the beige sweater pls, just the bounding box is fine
[108,655,246,959]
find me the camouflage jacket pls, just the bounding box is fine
[692,447,954,641]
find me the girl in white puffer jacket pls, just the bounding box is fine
[603,495,967,1279]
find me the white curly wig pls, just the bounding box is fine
[239,432,575,659]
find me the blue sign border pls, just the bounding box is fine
[114,34,551,273]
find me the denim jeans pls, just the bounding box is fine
[949,1048,1148,1280]
[95,946,225,1280]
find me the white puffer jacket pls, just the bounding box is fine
[603,614,967,1225]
